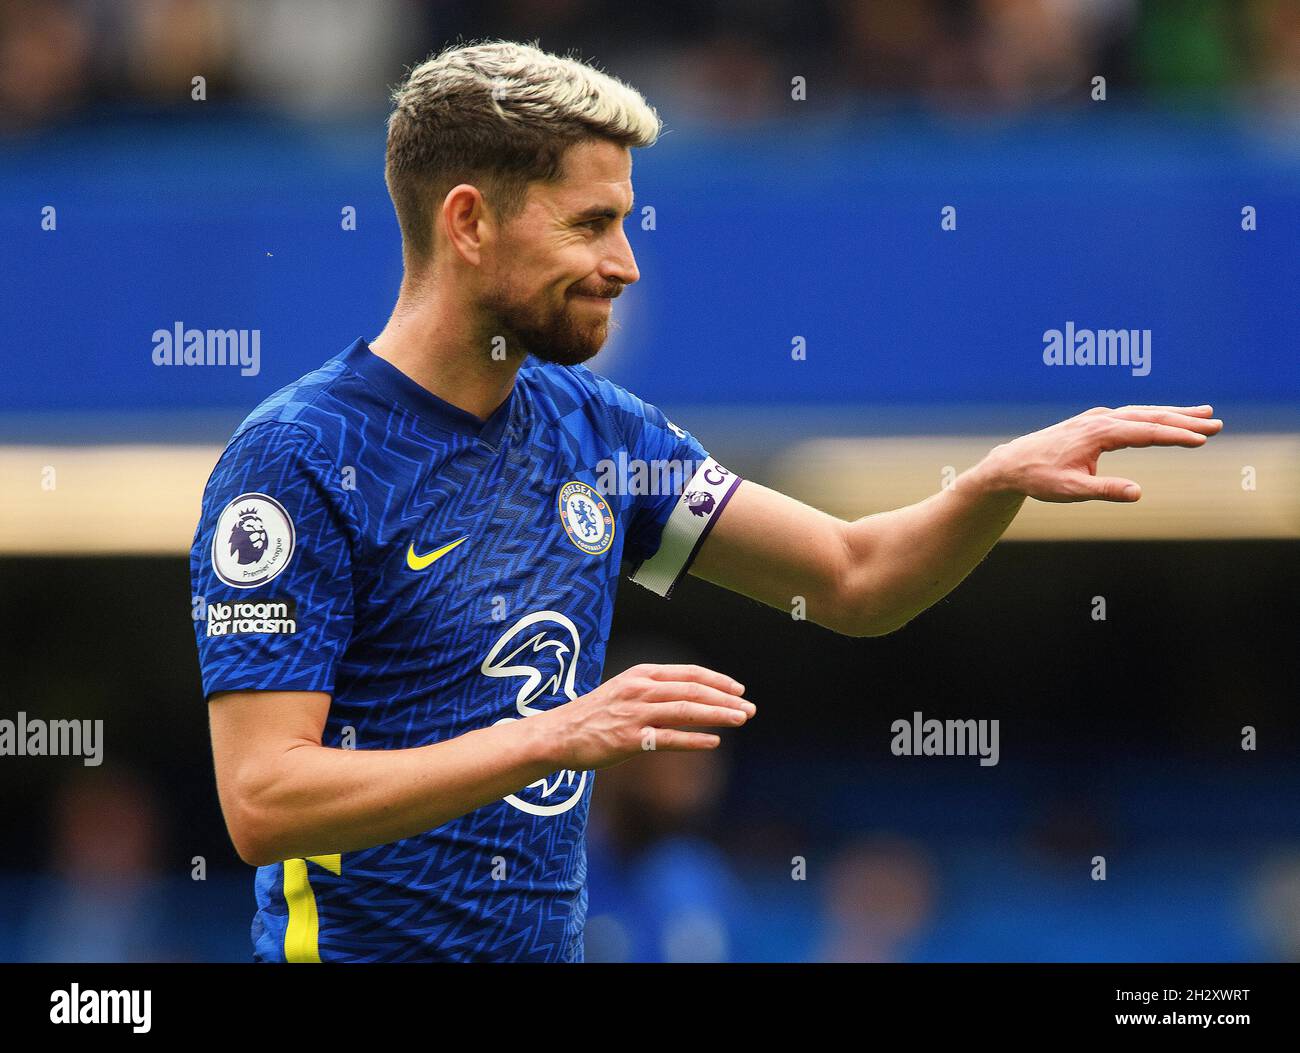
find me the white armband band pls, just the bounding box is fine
[630,456,742,598]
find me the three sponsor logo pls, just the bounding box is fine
[481,611,589,816]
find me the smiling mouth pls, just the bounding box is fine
[572,284,621,300]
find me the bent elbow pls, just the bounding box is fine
[827,587,903,638]
[227,810,281,868]
[221,781,287,868]
[232,837,273,869]
[833,598,914,638]
[829,556,904,637]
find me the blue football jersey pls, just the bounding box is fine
[190,337,741,962]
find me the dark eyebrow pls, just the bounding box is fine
[571,200,635,223]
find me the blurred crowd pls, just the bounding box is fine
[1,602,1296,962]
[12,748,1300,962]
[2,0,1298,131]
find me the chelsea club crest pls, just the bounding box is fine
[557,480,614,556]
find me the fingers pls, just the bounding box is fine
[1084,404,1215,417]
[1114,404,1215,416]
[639,728,722,752]
[643,700,752,729]
[643,680,755,715]
[1076,475,1142,502]
[608,666,754,762]
[1106,408,1223,435]
[639,663,745,695]
[1098,420,1212,451]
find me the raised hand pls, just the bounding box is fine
[980,404,1223,503]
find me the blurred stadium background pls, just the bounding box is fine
[1,0,1298,961]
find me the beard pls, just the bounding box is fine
[480,279,617,367]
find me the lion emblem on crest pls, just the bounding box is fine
[228,508,268,565]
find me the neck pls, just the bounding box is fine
[369,277,521,422]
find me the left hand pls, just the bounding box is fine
[978,404,1223,503]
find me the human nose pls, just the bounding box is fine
[600,224,639,286]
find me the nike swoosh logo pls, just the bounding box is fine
[406,535,469,571]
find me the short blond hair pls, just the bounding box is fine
[385,40,661,264]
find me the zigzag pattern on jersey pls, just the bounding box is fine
[548,362,712,563]
[194,341,709,961]
[192,419,357,695]
[308,367,616,960]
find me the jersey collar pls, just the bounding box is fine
[343,337,521,448]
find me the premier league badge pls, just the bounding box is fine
[211,492,296,588]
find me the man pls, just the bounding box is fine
[191,41,1221,963]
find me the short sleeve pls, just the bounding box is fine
[189,421,355,697]
[608,386,742,599]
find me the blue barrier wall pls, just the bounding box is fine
[2,111,1296,424]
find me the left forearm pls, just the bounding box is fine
[838,453,1024,635]
[691,403,1218,639]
